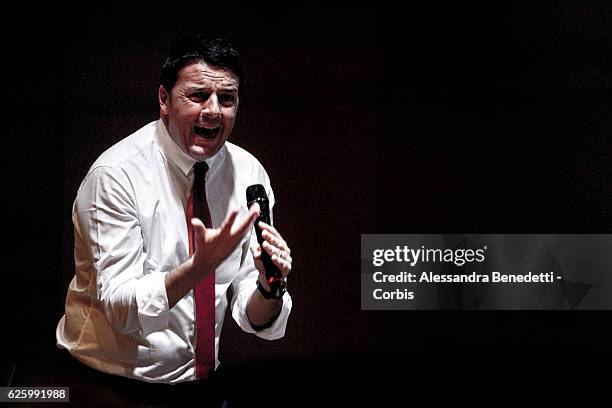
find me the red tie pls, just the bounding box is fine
[187,161,215,379]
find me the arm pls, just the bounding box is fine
[75,166,161,335]
[228,220,293,337]
[76,166,258,336]
[246,221,293,327]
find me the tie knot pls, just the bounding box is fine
[193,161,209,180]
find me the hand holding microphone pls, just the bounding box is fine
[247,184,292,299]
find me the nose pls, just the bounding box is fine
[201,93,221,119]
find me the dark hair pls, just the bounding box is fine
[160,35,246,93]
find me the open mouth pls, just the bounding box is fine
[194,125,220,139]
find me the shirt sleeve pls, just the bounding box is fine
[73,166,169,337]
[229,186,292,340]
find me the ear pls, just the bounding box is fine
[159,85,169,115]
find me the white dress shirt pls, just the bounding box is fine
[56,119,291,383]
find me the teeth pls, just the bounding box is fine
[195,126,219,138]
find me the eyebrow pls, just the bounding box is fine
[186,85,238,93]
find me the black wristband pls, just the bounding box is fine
[256,277,287,300]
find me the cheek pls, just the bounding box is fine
[223,109,238,124]
[172,100,201,117]
[173,113,199,133]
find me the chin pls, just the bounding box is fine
[190,145,217,160]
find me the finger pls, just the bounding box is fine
[250,202,261,216]
[232,208,259,238]
[262,230,289,251]
[249,243,266,275]
[261,241,276,257]
[258,222,290,251]
[259,224,284,248]
[258,221,279,236]
[248,203,261,220]
[190,218,209,253]
[249,242,262,259]
[262,241,292,264]
[191,217,207,238]
[219,209,239,234]
[271,253,292,275]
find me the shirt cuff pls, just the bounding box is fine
[135,272,170,337]
[232,289,292,340]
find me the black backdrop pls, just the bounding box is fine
[10,2,611,403]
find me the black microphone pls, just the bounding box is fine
[246,184,283,295]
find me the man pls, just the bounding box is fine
[56,35,293,404]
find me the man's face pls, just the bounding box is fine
[159,61,239,160]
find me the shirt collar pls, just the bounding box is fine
[155,119,226,177]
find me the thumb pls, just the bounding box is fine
[249,242,265,275]
[191,217,207,242]
[249,241,262,259]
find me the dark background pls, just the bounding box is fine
[8,2,612,403]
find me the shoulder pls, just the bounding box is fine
[77,121,160,199]
[224,142,271,184]
[222,142,275,204]
[87,121,158,174]
[224,142,262,166]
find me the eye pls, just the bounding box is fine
[190,92,210,102]
[219,93,236,106]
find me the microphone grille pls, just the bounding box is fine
[246,184,268,206]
